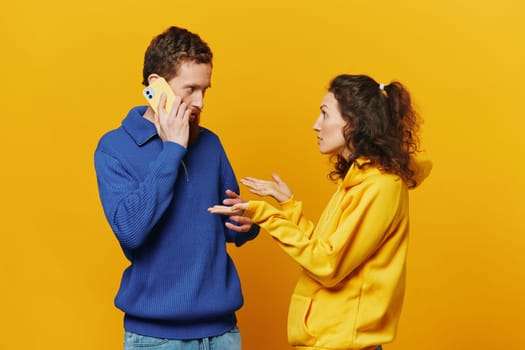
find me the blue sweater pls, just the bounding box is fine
[94,106,258,339]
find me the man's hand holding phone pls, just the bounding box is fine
[154,94,191,148]
[143,77,191,148]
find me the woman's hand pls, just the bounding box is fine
[208,202,248,216]
[240,173,292,203]
[207,190,253,232]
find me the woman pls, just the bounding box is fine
[209,74,432,350]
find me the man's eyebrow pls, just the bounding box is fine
[184,83,212,89]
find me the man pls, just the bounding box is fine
[94,26,258,350]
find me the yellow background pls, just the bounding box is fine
[2,0,524,349]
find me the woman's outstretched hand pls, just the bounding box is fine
[240,173,292,203]
[208,202,248,216]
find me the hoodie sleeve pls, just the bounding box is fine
[278,195,316,239]
[244,177,407,288]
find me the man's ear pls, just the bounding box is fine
[147,74,161,85]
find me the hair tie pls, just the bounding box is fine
[379,83,385,91]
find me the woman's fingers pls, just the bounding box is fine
[272,173,284,184]
[208,203,247,216]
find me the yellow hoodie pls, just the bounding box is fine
[244,157,432,350]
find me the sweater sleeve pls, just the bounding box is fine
[245,179,404,287]
[94,141,186,250]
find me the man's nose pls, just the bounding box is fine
[192,91,204,109]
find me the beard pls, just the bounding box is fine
[188,116,200,145]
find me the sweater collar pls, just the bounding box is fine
[122,106,158,146]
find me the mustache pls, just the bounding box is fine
[190,106,202,115]
[189,107,201,121]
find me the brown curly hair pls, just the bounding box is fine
[328,74,421,188]
[142,26,213,86]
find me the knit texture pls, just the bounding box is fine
[94,106,258,339]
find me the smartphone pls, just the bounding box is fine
[143,77,176,114]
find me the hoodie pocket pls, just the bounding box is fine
[287,294,316,346]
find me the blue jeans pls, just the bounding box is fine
[124,327,241,350]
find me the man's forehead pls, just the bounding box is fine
[174,61,212,85]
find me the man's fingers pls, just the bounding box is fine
[226,215,252,233]
[158,93,166,113]
[225,189,240,199]
[223,190,245,205]
[182,107,191,122]
[225,222,250,232]
[229,215,251,225]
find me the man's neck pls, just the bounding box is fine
[143,107,155,123]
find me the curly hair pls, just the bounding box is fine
[328,74,421,188]
[142,26,213,86]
